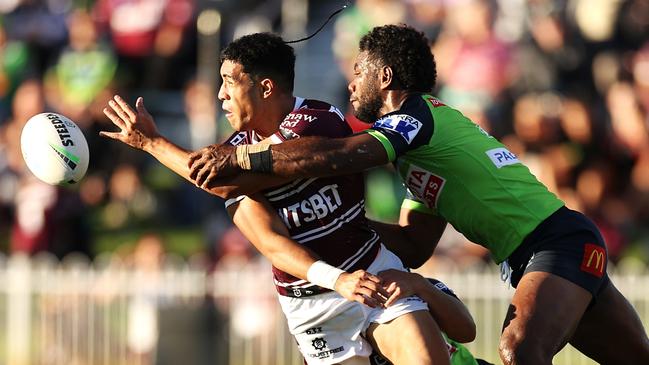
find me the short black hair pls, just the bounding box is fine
[220,32,295,93]
[359,24,437,92]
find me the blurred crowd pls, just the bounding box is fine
[0,0,648,271]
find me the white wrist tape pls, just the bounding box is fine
[307,260,345,290]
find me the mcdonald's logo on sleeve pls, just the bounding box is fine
[580,243,606,278]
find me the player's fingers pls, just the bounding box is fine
[363,272,382,284]
[357,278,386,299]
[188,157,206,180]
[108,100,131,125]
[353,294,378,308]
[99,131,121,140]
[356,286,387,305]
[194,165,211,187]
[187,154,199,169]
[188,150,207,169]
[103,107,127,130]
[372,286,390,302]
[114,95,137,121]
[135,97,150,117]
[384,287,403,307]
[354,285,376,298]
[200,167,218,189]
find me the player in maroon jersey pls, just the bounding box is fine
[100,32,450,365]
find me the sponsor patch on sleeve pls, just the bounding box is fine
[486,147,520,168]
[373,114,422,144]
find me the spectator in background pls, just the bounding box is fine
[433,0,513,135]
[0,20,30,123]
[1,0,68,76]
[44,9,117,127]
[93,0,195,89]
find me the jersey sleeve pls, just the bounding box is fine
[366,109,433,162]
[401,188,436,215]
[271,107,351,141]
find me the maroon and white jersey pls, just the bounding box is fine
[224,97,380,297]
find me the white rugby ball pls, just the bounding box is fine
[20,112,89,185]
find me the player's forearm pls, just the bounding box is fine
[144,136,192,179]
[369,219,437,268]
[260,234,318,279]
[412,276,476,343]
[229,196,321,280]
[370,220,420,266]
[268,136,386,178]
[144,137,239,198]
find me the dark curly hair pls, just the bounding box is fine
[220,33,295,93]
[359,24,437,92]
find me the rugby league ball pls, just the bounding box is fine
[20,112,90,185]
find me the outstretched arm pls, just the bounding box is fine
[100,95,289,198]
[228,194,391,308]
[188,133,390,186]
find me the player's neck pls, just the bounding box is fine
[255,95,296,138]
[380,90,415,115]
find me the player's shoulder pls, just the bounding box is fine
[371,94,434,146]
[299,98,335,111]
[378,94,434,125]
[293,98,346,121]
[277,97,350,140]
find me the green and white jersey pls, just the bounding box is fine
[366,94,564,263]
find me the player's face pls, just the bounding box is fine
[349,51,383,123]
[218,60,263,132]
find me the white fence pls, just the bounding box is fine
[0,253,647,365]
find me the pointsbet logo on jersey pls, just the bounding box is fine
[373,114,422,144]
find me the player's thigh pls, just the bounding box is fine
[569,280,649,365]
[367,310,449,365]
[500,271,592,364]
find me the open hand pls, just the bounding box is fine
[100,95,160,151]
[334,270,390,308]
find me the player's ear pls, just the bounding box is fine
[379,65,394,90]
[260,78,274,99]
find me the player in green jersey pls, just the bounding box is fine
[188,24,649,365]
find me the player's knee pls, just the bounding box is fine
[499,332,551,365]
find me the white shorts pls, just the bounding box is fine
[278,245,429,365]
